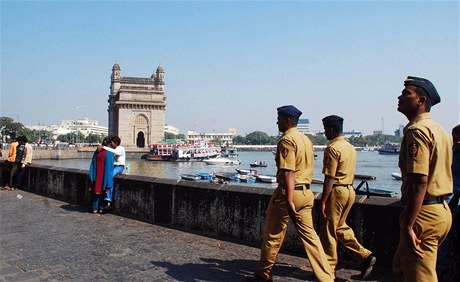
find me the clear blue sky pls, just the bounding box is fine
[1,1,459,136]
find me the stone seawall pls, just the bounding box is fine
[19,164,410,268]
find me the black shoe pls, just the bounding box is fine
[360,255,376,279]
[245,274,272,282]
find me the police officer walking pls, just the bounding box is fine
[250,105,334,282]
[393,76,452,281]
[319,115,376,279]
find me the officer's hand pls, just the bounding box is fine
[321,202,327,218]
[404,228,424,259]
[287,203,301,223]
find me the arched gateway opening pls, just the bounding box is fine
[136,131,145,148]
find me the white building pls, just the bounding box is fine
[187,128,236,145]
[27,118,108,139]
[165,124,180,135]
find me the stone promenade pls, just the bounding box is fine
[0,190,393,281]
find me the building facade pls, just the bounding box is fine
[187,128,236,145]
[108,63,166,148]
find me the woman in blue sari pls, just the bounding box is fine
[88,138,114,214]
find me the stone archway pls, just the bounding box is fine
[136,131,145,148]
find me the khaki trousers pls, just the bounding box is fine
[256,187,334,282]
[319,185,372,271]
[393,202,452,282]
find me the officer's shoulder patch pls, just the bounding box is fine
[409,143,419,158]
[281,148,289,158]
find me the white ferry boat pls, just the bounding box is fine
[145,141,221,161]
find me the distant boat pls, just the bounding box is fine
[250,161,268,167]
[221,146,238,158]
[180,174,202,181]
[195,172,213,179]
[204,157,241,165]
[146,141,221,161]
[235,168,258,176]
[391,172,402,180]
[256,175,277,183]
[378,143,400,155]
[214,172,239,181]
[355,179,397,197]
[238,174,257,183]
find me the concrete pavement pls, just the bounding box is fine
[0,190,393,281]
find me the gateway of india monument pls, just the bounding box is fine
[108,62,166,148]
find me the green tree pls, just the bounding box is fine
[85,133,105,144]
[306,134,328,145]
[232,135,246,145]
[246,131,271,145]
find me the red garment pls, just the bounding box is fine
[93,150,106,194]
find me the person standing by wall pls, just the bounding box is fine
[319,115,376,279]
[89,138,114,214]
[436,124,460,280]
[13,136,33,189]
[393,76,452,281]
[1,138,18,190]
[250,105,334,282]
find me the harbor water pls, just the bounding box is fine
[34,151,402,196]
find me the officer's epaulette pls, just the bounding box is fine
[407,125,417,130]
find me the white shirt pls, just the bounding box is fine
[103,145,126,166]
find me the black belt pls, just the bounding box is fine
[295,185,310,190]
[422,196,445,205]
[332,184,353,187]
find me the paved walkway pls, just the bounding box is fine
[0,190,393,281]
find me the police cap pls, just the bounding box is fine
[404,76,440,106]
[277,105,302,118]
[322,115,344,127]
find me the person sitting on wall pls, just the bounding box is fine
[101,136,126,209]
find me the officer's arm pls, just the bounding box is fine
[402,173,427,258]
[320,175,334,218]
[283,169,301,222]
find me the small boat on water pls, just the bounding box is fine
[235,168,258,176]
[239,174,257,183]
[391,172,402,180]
[145,140,221,161]
[256,175,277,183]
[203,157,241,165]
[250,161,268,167]
[221,146,238,158]
[378,143,400,155]
[214,172,239,181]
[355,180,397,197]
[180,174,202,181]
[196,172,213,179]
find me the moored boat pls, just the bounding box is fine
[378,143,400,155]
[256,175,277,183]
[221,146,238,158]
[235,168,258,176]
[391,172,402,180]
[145,140,221,161]
[250,161,268,167]
[238,174,257,183]
[180,174,202,181]
[204,157,241,165]
[196,172,213,179]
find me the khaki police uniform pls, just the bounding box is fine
[393,113,453,282]
[319,136,372,272]
[256,127,334,282]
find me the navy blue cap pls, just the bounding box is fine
[277,105,302,118]
[322,115,344,127]
[404,76,441,106]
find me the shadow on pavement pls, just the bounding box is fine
[151,258,315,281]
[60,203,89,213]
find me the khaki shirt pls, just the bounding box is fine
[275,127,314,186]
[323,136,356,185]
[399,113,453,198]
